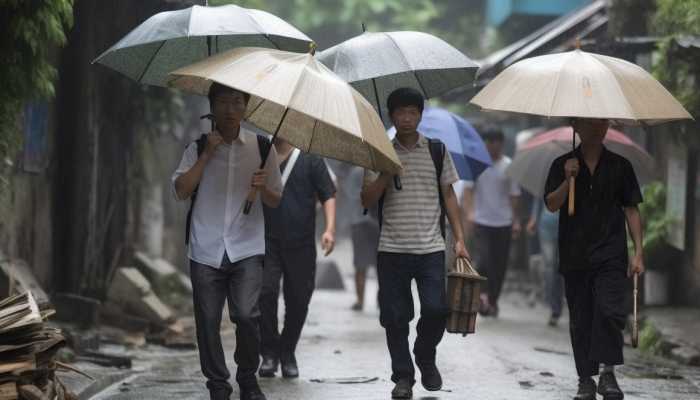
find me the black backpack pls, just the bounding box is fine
[378,138,447,238]
[185,133,272,245]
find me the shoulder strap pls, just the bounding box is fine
[185,134,208,245]
[428,138,447,238]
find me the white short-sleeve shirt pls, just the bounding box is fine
[171,127,283,268]
[473,156,521,227]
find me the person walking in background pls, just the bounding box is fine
[258,138,336,379]
[172,83,282,400]
[347,165,380,311]
[468,128,521,317]
[362,87,469,399]
[545,118,644,400]
[527,199,563,326]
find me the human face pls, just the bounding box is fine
[485,138,504,160]
[212,91,247,131]
[574,118,609,145]
[391,106,422,136]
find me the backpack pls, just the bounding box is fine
[377,138,447,238]
[185,133,272,245]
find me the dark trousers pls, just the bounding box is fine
[563,264,627,378]
[260,241,316,358]
[190,254,263,397]
[377,251,448,384]
[474,224,512,307]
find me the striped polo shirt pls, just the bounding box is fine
[365,134,459,254]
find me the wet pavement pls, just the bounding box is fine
[86,240,700,400]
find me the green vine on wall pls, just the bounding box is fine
[0,0,74,202]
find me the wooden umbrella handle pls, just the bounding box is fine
[243,187,258,215]
[568,176,575,216]
[632,272,639,348]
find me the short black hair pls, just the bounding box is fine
[481,127,505,142]
[208,82,251,105]
[387,87,424,116]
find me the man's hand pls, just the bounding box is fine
[454,240,470,260]
[321,230,335,256]
[251,169,268,189]
[203,131,224,158]
[565,158,580,179]
[628,253,645,277]
[512,220,522,239]
[526,217,537,236]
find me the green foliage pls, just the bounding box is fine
[651,0,700,124]
[633,182,673,264]
[0,0,73,198]
[638,320,662,353]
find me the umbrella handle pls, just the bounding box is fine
[568,176,575,216]
[243,187,258,215]
[632,272,639,348]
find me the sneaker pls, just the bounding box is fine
[391,379,413,399]
[258,355,278,378]
[418,363,442,391]
[280,354,299,378]
[548,314,560,327]
[573,377,597,400]
[239,384,266,400]
[598,372,624,400]
[351,303,363,311]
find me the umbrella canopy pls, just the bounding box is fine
[167,46,402,175]
[387,107,491,181]
[470,49,693,125]
[508,126,655,196]
[93,4,312,86]
[318,31,479,124]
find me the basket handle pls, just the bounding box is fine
[455,257,478,275]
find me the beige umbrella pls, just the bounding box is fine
[167,46,402,213]
[470,48,693,215]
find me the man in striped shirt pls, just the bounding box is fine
[362,88,470,399]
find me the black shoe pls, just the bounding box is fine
[239,384,266,400]
[258,355,279,378]
[548,314,560,327]
[418,363,442,391]
[573,377,597,400]
[391,379,413,399]
[280,354,299,378]
[598,372,624,400]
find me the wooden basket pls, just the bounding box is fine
[446,257,486,335]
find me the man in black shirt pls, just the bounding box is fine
[258,138,336,379]
[545,118,644,400]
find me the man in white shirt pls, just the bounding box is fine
[172,83,282,400]
[468,128,521,317]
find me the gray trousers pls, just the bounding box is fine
[190,254,263,397]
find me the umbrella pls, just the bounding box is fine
[470,48,693,214]
[167,46,402,213]
[387,107,492,181]
[93,4,312,86]
[318,30,479,125]
[507,126,655,197]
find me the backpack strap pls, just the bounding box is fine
[428,138,447,239]
[185,134,208,245]
[377,138,447,239]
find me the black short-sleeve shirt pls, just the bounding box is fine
[264,152,336,248]
[544,146,643,272]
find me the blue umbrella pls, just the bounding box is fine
[388,107,491,181]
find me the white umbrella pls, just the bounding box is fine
[94,4,312,86]
[167,47,402,213]
[470,48,693,215]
